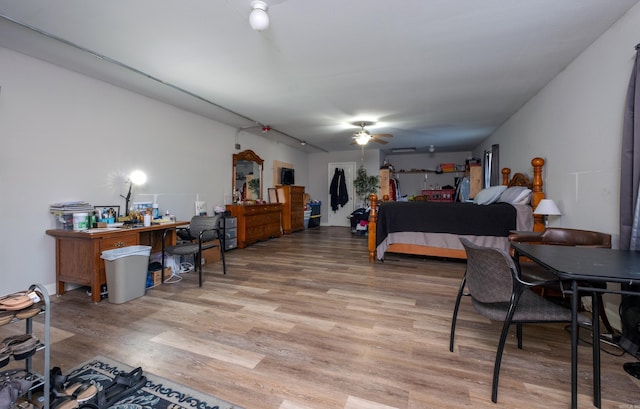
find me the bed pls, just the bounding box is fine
[368,157,545,261]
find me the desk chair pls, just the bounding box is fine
[161,215,226,287]
[508,228,614,334]
[450,238,589,403]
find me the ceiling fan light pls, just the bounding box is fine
[355,134,370,145]
[249,1,269,31]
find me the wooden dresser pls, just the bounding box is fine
[226,203,283,248]
[276,185,305,234]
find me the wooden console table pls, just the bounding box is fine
[226,203,282,248]
[46,222,187,303]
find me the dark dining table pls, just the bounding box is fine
[511,243,640,409]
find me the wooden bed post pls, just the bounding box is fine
[368,193,378,262]
[531,157,545,232]
[502,168,511,185]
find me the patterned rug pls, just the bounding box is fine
[65,355,243,409]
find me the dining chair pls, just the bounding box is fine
[508,228,614,334]
[161,215,226,287]
[450,238,589,403]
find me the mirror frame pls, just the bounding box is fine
[232,150,264,202]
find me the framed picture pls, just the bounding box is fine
[94,205,120,220]
[268,188,278,204]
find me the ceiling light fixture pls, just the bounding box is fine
[249,1,269,31]
[355,132,371,145]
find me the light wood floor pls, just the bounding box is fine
[25,227,640,408]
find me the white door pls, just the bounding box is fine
[327,162,357,227]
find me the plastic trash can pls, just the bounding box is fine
[100,245,152,304]
[304,209,312,228]
[308,202,321,228]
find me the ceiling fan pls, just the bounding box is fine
[351,121,393,145]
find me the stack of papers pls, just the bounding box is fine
[151,219,174,224]
[50,201,94,214]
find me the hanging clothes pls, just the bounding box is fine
[389,177,398,201]
[330,168,349,211]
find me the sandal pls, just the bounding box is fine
[50,395,79,409]
[0,344,10,368]
[50,367,67,396]
[64,382,98,403]
[94,367,146,408]
[15,302,43,320]
[3,334,39,360]
[15,399,35,409]
[49,375,98,409]
[0,310,14,326]
[0,292,33,311]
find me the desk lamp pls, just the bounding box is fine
[533,199,561,228]
[120,170,147,216]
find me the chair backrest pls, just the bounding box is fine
[188,214,220,242]
[539,228,611,248]
[460,238,517,304]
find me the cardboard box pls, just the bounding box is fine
[150,267,171,286]
[201,246,221,265]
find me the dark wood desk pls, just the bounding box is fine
[46,222,188,302]
[511,243,640,409]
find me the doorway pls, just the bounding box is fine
[327,162,356,227]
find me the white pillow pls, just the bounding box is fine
[512,190,532,205]
[474,185,507,205]
[499,186,532,205]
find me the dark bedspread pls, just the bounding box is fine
[375,201,517,247]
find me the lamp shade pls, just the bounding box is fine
[249,1,269,31]
[534,199,561,216]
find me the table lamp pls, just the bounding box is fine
[533,199,561,228]
[121,170,147,216]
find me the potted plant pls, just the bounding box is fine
[248,178,260,199]
[353,165,379,207]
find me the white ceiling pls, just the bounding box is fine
[1,0,638,154]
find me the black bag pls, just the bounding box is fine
[349,208,369,230]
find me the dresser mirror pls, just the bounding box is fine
[232,150,264,201]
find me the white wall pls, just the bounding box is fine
[0,47,307,295]
[476,3,640,247]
